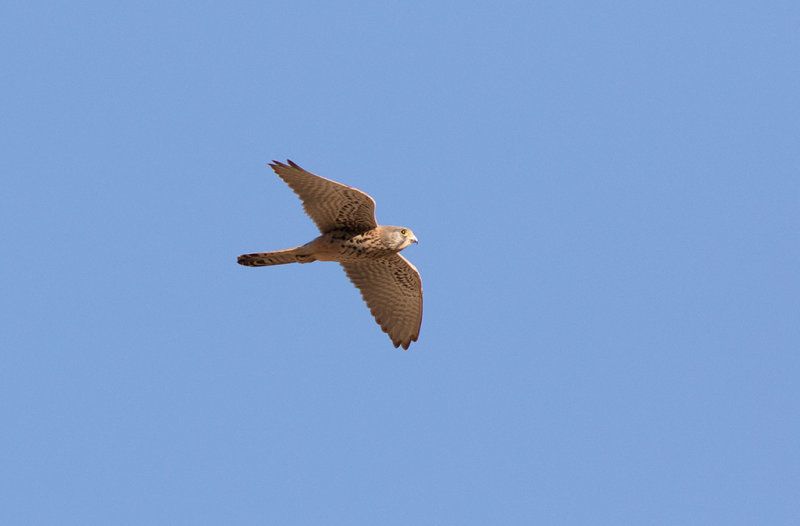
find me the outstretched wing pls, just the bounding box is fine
[340,254,423,350]
[270,160,377,233]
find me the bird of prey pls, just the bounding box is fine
[238,160,422,349]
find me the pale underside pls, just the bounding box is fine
[240,160,423,349]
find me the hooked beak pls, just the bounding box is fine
[411,235,418,244]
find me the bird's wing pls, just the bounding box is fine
[340,254,423,350]
[270,160,377,233]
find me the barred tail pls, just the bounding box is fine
[237,246,316,267]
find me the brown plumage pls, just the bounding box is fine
[238,160,422,350]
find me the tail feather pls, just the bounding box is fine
[237,247,315,267]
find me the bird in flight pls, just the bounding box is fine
[238,160,423,349]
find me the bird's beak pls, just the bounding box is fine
[411,236,418,244]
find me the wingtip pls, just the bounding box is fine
[268,159,301,170]
[394,339,413,350]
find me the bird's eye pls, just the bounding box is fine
[400,229,407,235]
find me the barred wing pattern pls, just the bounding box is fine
[270,160,377,233]
[340,254,423,350]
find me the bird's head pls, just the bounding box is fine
[382,226,418,251]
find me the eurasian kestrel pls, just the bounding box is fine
[238,160,423,349]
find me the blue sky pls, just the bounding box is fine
[2,1,799,524]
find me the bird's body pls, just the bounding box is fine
[238,160,422,349]
[238,227,409,265]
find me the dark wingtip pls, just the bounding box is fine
[269,159,301,171]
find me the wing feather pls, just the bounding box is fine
[269,160,377,233]
[340,254,423,350]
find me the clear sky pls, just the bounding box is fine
[2,1,799,524]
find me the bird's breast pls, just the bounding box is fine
[307,230,392,262]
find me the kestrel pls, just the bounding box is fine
[238,160,422,349]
